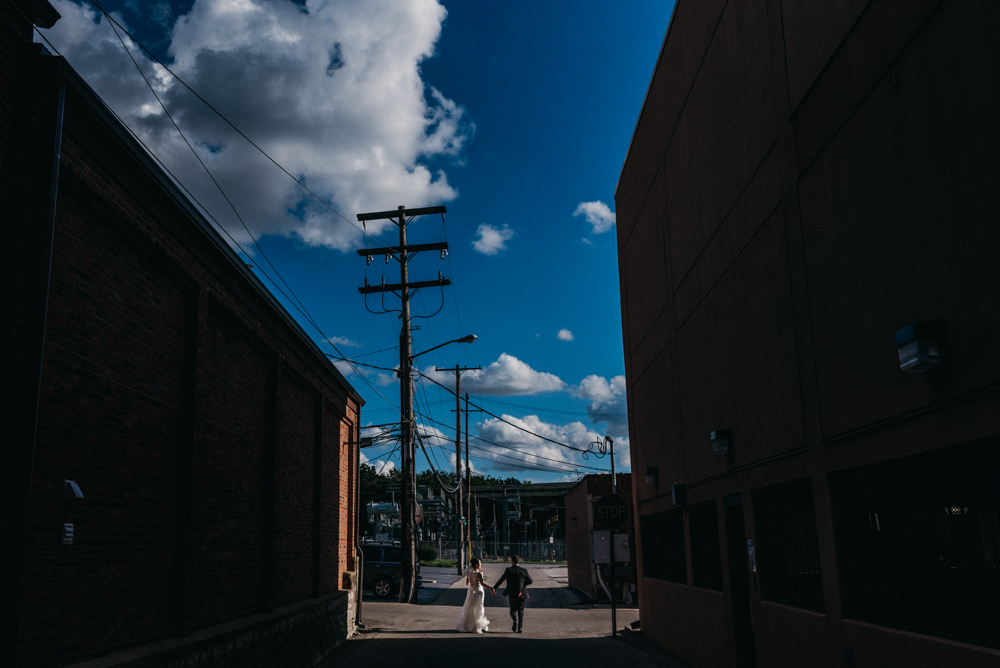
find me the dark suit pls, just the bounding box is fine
[494,564,533,631]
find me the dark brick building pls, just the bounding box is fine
[616,0,999,666]
[4,2,364,665]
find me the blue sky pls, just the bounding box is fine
[39,0,673,483]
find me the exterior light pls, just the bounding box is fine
[711,429,731,456]
[644,466,658,486]
[670,482,686,506]
[894,320,944,373]
[410,334,477,361]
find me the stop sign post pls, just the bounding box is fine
[594,493,628,638]
[594,493,628,530]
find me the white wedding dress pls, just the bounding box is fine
[456,568,490,633]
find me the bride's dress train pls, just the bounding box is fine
[456,568,490,633]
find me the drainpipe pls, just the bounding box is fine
[354,432,366,629]
[10,75,65,665]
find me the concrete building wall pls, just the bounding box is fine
[617,0,1000,666]
[5,3,363,665]
[565,475,634,602]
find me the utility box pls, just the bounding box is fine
[593,530,630,565]
[593,530,611,563]
[613,532,630,563]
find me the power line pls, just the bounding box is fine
[355,205,451,604]
[36,6,403,413]
[415,369,590,454]
[483,397,627,420]
[79,1,361,231]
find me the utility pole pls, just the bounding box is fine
[464,393,483,563]
[357,205,449,604]
[436,365,480,575]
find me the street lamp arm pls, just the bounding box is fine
[409,334,477,362]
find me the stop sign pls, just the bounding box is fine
[593,494,628,530]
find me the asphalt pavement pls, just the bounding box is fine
[321,564,693,668]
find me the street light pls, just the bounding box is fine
[413,334,477,359]
[398,333,476,603]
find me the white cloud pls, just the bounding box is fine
[44,0,470,252]
[475,414,601,473]
[573,374,628,433]
[423,353,564,397]
[574,200,616,234]
[470,410,631,477]
[359,422,400,473]
[471,223,514,255]
[557,329,574,342]
[361,456,396,474]
[327,335,361,348]
[331,359,356,377]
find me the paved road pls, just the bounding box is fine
[326,564,692,668]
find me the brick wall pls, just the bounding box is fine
[10,20,362,666]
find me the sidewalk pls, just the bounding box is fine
[321,564,692,668]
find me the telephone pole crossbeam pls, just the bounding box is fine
[357,241,449,257]
[359,277,451,295]
[357,205,446,222]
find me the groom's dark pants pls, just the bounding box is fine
[508,593,525,630]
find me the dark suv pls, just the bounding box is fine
[360,543,422,599]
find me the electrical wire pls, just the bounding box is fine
[415,369,591,453]
[414,431,459,493]
[483,397,627,420]
[40,7,610,481]
[34,8,403,412]
[406,391,603,474]
[82,1,361,231]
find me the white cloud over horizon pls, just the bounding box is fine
[44,0,470,251]
[360,354,630,477]
[422,353,565,397]
[557,329,574,341]
[474,413,600,474]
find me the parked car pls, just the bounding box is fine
[360,543,422,598]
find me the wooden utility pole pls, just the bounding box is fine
[464,393,484,562]
[436,365,480,574]
[357,205,448,604]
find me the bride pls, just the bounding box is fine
[456,557,495,633]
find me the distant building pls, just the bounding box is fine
[616,1,999,667]
[5,1,364,665]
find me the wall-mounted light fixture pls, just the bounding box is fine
[63,479,83,500]
[670,482,686,506]
[644,466,658,486]
[710,429,731,456]
[894,320,944,373]
[61,480,83,546]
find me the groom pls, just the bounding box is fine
[493,555,533,633]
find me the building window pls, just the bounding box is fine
[641,509,686,583]
[690,500,723,591]
[830,439,1000,649]
[753,479,825,612]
